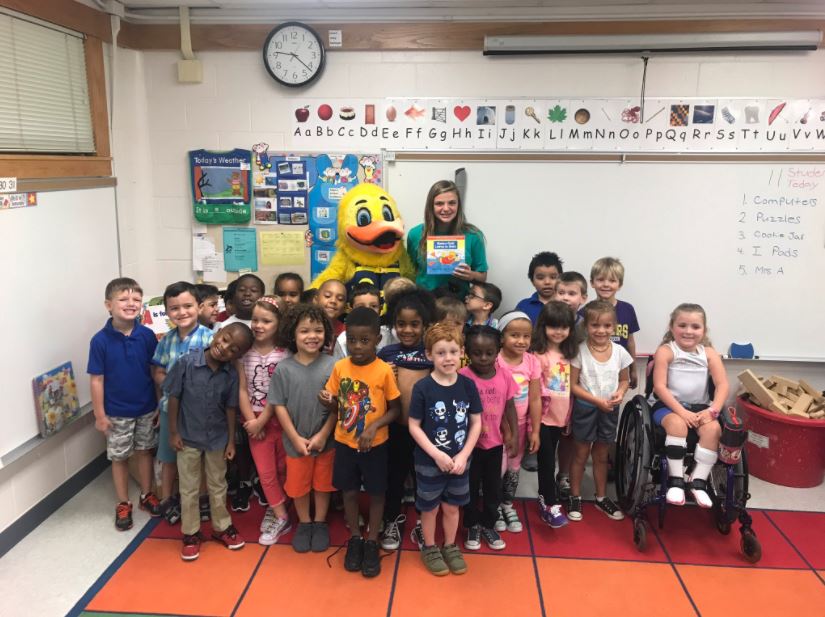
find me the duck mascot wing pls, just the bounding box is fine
[309,183,415,293]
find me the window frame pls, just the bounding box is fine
[0,27,111,180]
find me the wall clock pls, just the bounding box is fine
[263,21,325,87]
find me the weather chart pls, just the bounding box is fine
[290,97,825,152]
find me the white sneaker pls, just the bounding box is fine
[690,478,713,508]
[259,517,291,545]
[494,507,507,532]
[666,478,686,506]
[260,506,276,532]
[380,514,406,551]
[501,503,523,533]
[666,486,686,505]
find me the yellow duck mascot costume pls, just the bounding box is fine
[310,183,415,294]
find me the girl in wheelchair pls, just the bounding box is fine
[651,303,729,509]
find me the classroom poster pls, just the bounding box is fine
[426,235,465,275]
[260,230,306,266]
[32,362,81,438]
[223,227,258,272]
[189,149,252,224]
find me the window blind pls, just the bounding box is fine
[0,11,95,154]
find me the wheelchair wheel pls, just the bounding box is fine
[741,530,762,563]
[710,455,747,533]
[633,517,648,552]
[616,396,651,513]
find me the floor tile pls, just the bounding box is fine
[528,501,667,562]
[678,564,825,617]
[86,538,265,616]
[235,544,395,617]
[391,551,541,617]
[654,507,805,568]
[536,558,695,616]
[764,510,825,568]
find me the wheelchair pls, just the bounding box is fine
[614,362,762,563]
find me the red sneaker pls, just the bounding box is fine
[181,533,202,561]
[139,492,162,517]
[212,525,245,550]
[115,501,133,531]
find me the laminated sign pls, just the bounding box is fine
[189,149,252,224]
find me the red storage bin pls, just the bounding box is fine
[737,396,825,488]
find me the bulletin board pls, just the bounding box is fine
[195,150,383,293]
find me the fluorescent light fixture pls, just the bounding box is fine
[483,31,822,55]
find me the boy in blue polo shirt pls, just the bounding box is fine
[88,277,160,531]
[515,252,564,324]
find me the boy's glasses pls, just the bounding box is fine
[465,292,486,302]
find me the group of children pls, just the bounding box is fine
[88,249,728,577]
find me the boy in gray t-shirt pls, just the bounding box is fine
[267,304,337,553]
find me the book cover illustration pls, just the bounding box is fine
[32,362,81,438]
[426,235,465,275]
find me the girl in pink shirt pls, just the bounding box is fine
[496,311,542,533]
[237,297,291,545]
[531,301,578,528]
[459,326,518,551]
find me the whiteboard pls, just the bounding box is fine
[0,188,119,457]
[386,161,824,358]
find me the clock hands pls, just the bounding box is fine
[268,50,312,71]
[289,52,312,71]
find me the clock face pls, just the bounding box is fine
[263,22,325,87]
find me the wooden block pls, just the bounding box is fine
[738,370,779,409]
[799,380,821,398]
[785,391,799,403]
[762,379,775,389]
[770,375,800,390]
[775,384,788,397]
[808,401,825,414]
[810,410,825,419]
[790,393,813,417]
[769,400,791,414]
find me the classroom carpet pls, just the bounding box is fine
[69,499,825,617]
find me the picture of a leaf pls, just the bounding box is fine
[547,105,567,123]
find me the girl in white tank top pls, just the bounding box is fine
[651,304,729,509]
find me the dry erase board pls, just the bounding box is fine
[0,188,119,457]
[386,161,825,358]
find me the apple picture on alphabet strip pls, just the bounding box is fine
[295,106,310,122]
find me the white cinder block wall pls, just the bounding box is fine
[118,48,825,293]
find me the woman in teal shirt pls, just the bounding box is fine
[406,179,488,297]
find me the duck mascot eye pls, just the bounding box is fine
[309,183,415,297]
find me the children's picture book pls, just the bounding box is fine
[32,362,81,438]
[426,235,465,275]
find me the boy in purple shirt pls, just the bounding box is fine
[589,257,639,389]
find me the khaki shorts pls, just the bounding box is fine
[107,412,158,461]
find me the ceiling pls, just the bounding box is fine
[81,0,825,23]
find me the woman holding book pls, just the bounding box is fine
[406,180,488,298]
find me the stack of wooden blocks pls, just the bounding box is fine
[738,370,825,419]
